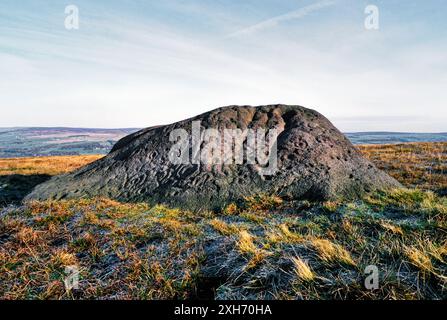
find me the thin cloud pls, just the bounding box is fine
[1,1,445,131]
[226,0,337,38]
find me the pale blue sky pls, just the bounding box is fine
[0,0,446,131]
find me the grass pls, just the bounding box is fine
[358,142,447,195]
[0,191,445,299]
[266,223,302,244]
[291,256,315,282]
[0,155,103,176]
[0,198,205,299]
[308,238,356,266]
[404,246,434,277]
[209,218,242,235]
[0,142,446,300]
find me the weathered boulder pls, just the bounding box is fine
[26,105,400,210]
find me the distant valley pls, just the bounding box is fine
[0,127,446,158]
[346,131,447,145]
[0,127,139,158]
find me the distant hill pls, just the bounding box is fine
[0,127,139,158]
[0,127,445,158]
[345,132,447,145]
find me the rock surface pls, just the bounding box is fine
[26,105,400,209]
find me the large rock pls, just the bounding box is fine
[26,105,400,209]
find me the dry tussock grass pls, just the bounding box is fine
[291,256,315,282]
[0,191,445,300]
[0,155,102,176]
[359,142,447,194]
[308,238,356,266]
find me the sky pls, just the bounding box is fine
[0,0,446,132]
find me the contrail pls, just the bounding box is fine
[226,0,337,38]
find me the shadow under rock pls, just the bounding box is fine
[0,174,52,207]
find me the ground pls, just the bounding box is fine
[0,143,446,300]
[0,155,101,206]
[358,142,447,196]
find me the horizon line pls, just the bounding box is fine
[0,126,446,135]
